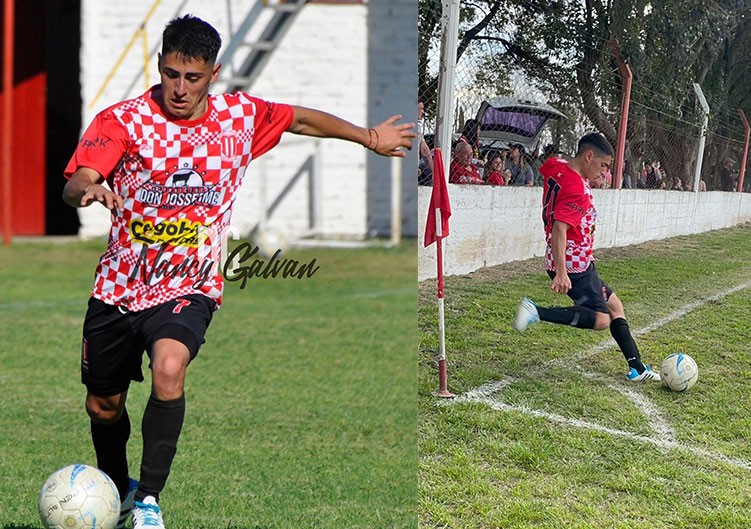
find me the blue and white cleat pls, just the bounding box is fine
[513,297,540,331]
[626,364,661,382]
[115,478,138,529]
[132,495,165,529]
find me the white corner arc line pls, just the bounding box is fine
[449,390,751,471]
[443,281,751,472]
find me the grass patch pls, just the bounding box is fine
[420,224,751,528]
[0,239,416,529]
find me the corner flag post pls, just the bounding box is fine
[435,198,451,397]
[430,0,461,398]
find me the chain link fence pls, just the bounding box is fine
[418,1,748,192]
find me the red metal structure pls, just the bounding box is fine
[612,39,632,190]
[2,0,13,245]
[1,0,47,243]
[738,110,749,193]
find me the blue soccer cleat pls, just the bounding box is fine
[115,478,138,529]
[513,297,540,331]
[626,364,661,382]
[132,495,165,529]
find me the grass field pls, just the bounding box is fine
[419,225,751,529]
[0,238,416,529]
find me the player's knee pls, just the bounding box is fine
[151,357,187,400]
[151,340,189,374]
[150,342,189,399]
[151,353,187,385]
[85,395,123,424]
[607,294,625,318]
[593,312,610,331]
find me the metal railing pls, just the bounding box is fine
[88,0,167,110]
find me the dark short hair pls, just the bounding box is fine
[576,133,613,157]
[162,15,222,64]
[543,144,560,157]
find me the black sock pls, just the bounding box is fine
[136,394,186,503]
[537,306,596,329]
[610,317,644,372]
[91,407,131,499]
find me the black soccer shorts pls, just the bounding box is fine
[80,294,216,396]
[548,261,613,314]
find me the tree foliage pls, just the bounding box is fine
[419,0,751,186]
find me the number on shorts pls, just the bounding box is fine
[173,298,191,314]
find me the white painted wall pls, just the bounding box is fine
[77,1,412,241]
[418,186,751,281]
[223,3,369,240]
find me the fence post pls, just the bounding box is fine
[738,110,749,193]
[611,40,632,190]
[390,157,402,246]
[692,83,710,194]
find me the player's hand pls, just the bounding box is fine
[370,115,416,157]
[80,184,124,216]
[551,272,571,294]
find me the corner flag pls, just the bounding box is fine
[423,148,451,247]
[423,146,454,397]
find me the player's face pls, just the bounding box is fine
[586,152,611,187]
[158,52,221,120]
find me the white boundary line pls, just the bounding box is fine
[558,281,751,366]
[450,383,751,470]
[446,282,751,471]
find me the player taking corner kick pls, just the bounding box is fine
[513,132,660,383]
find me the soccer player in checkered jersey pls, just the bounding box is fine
[62,15,415,529]
[513,132,661,383]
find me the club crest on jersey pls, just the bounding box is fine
[219,130,240,162]
[135,163,222,209]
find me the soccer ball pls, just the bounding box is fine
[659,353,699,392]
[38,464,120,529]
[255,227,288,259]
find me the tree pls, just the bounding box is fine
[419,0,751,187]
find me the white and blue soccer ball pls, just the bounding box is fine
[660,353,699,392]
[38,464,120,529]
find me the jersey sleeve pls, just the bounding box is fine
[64,110,129,181]
[247,97,294,159]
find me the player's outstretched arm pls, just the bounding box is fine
[288,106,416,157]
[63,167,124,212]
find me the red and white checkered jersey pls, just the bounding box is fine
[540,157,597,273]
[65,86,294,311]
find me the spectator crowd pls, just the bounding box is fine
[417,109,743,193]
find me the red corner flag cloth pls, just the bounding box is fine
[423,148,452,247]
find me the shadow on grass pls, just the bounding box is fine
[3,525,39,529]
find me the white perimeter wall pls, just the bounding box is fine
[78,1,411,240]
[418,186,751,281]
